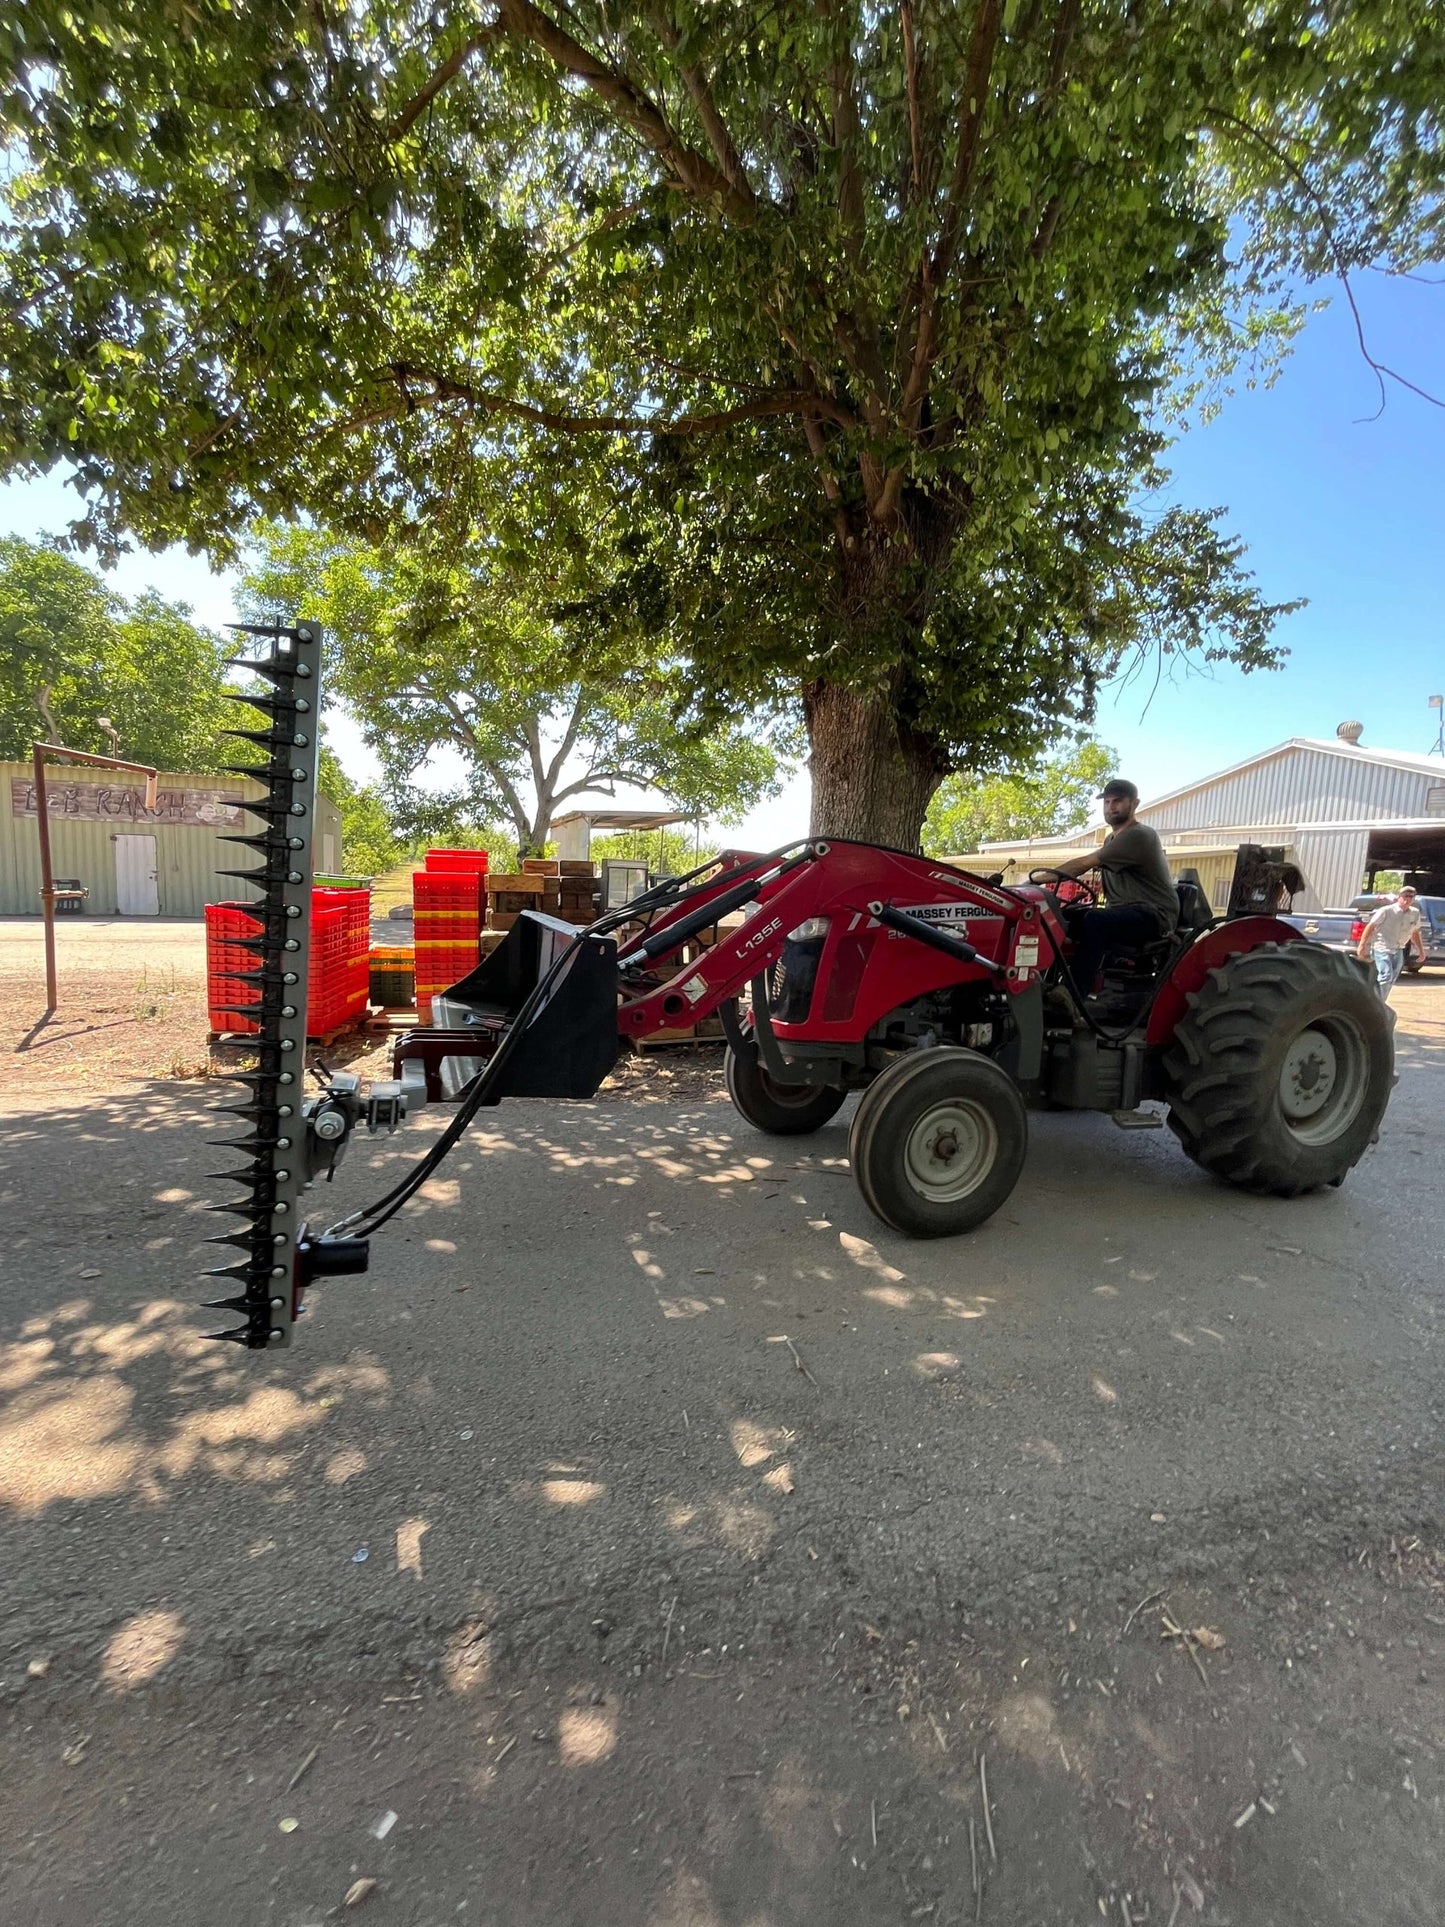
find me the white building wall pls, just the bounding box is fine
[1143,744,1440,836]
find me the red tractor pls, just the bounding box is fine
[393,837,1392,1237]
[204,630,1393,1346]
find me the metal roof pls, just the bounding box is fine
[551,808,689,831]
[1140,736,1445,816]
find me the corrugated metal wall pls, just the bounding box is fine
[1290,828,1371,911]
[1144,745,1439,835]
[0,763,342,917]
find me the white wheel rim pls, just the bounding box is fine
[1278,1028,1337,1121]
[1275,1017,1369,1145]
[903,1100,998,1202]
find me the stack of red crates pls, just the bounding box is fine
[413,849,488,1021]
[312,885,371,1031]
[206,883,372,1038]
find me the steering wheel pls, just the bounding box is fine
[1028,866,1099,910]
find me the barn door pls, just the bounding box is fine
[114,834,160,915]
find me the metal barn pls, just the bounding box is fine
[957,731,1445,911]
[0,761,343,918]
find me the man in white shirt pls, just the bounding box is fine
[1356,886,1426,1000]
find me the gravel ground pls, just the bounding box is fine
[1,922,1443,1925]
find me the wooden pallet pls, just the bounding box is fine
[636,1017,726,1051]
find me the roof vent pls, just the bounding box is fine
[1336,720,1364,746]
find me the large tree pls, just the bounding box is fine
[2,4,1438,842]
[0,535,237,770]
[238,522,790,856]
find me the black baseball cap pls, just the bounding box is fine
[1099,778,1138,801]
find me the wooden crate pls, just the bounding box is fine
[522,857,561,876]
[637,1014,727,1050]
[559,859,597,877]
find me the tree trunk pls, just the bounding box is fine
[805,679,947,847]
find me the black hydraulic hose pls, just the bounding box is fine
[625,871,765,963]
[334,846,821,1240]
[320,933,592,1240]
[317,839,832,1247]
[592,839,815,945]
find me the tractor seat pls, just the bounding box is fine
[1108,878,1213,968]
[1174,875,1214,936]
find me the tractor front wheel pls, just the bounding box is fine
[1162,941,1393,1195]
[724,1045,848,1135]
[848,1048,1028,1237]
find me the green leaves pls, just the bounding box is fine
[1,1,1437,840]
[237,518,791,850]
[923,737,1117,856]
[0,536,238,769]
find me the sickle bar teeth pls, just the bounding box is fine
[198,622,322,1349]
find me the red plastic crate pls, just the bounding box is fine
[424,848,489,874]
[206,896,360,1037]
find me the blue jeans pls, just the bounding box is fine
[1370,943,1404,1000]
[1066,905,1167,996]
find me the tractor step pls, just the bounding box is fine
[1110,1108,1164,1130]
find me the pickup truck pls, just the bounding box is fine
[1284,894,1445,973]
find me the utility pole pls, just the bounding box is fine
[1430,694,1444,757]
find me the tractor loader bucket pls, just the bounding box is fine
[425,911,620,1103]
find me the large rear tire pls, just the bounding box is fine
[1162,942,1393,1196]
[724,1045,847,1136]
[848,1048,1028,1237]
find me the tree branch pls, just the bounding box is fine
[650,11,755,204]
[1208,106,1445,421]
[544,695,585,790]
[493,0,755,218]
[334,367,860,442]
[901,0,926,204]
[522,712,546,797]
[829,20,865,251]
[387,31,495,141]
[931,0,1002,288]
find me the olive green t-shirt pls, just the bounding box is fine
[1096,822,1178,932]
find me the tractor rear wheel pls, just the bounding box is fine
[1162,941,1393,1195]
[848,1048,1028,1237]
[724,1045,847,1135]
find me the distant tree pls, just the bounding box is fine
[589,828,718,877]
[317,743,406,878]
[0,536,236,770]
[238,522,792,859]
[923,737,1117,855]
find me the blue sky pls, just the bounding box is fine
[1,269,1441,844]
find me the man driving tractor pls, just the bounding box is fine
[1050,778,1180,998]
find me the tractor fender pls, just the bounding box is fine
[1145,916,1308,1048]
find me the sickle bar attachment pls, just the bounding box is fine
[200,622,323,1348]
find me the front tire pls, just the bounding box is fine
[847,1048,1028,1238]
[724,1045,847,1136]
[1162,942,1393,1195]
